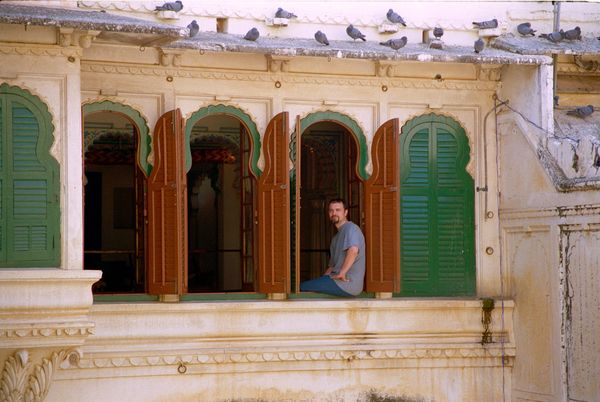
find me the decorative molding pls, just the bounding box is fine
[80,62,499,91]
[0,348,81,402]
[558,59,600,75]
[500,204,600,220]
[0,44,82,58]
[72,345,515,371]
[0,324,95,340]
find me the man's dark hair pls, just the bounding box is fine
[328,198,347,210]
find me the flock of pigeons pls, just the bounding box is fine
[153,1,597,118]
[156,1,596,56]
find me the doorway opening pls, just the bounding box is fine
[83,111,145,293]
[187,115,256,292]
[299,121,362,284]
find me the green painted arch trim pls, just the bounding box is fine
[82,101,152,176]
[299,111,369,180]
[400,112,471,180]
[184,104,261,176]
[0,82,61,266]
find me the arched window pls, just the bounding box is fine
[82,102,149,293]
[399,114,475,296]
[0,84,60,267]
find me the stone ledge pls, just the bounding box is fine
[0,269,101,349]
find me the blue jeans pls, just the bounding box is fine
[300,275,353,297]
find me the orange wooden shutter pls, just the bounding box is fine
[147,109,187,295]
[294,115,301,293]
[257,112,290,293]
[364,118,400,292]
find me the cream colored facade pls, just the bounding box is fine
[0,1,599,401]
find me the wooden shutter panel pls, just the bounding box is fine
[257,112,290,293]
[0,94,60,267]
[434,123,475,295]
[400,126,431,294]
[147,109,187,295]
[400,118,475,296]
[364,118,400,292]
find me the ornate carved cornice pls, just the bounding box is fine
[80,62,499,91]
[0,43,82,58]
[73,344,515,371]
[0,348,81,402]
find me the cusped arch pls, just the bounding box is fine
[82,100,152,176]
[400,113,472,180]
[402,112,474,178]
[0,83,57,166]
[184,104,261,176]
[299,111,369,180]
[0,83,61,266]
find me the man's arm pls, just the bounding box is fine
[330,245,359,281]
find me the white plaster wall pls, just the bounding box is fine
[48,300,514,402]
[499,113,600,402]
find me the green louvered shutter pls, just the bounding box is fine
[0,85,60,267]
[400,115,474,296]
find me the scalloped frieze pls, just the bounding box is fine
[0,325,94,340]
[80,62,498,91]
[0,44,82,58]
[72,345,515,370]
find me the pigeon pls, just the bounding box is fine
[154,1,183,12]
[346,24,366,41]
[473,19,498,29]
[433,27,444,39]
[561,26,581,40]
[187,20,199,38]
[386,9,407,26]
[243,27,260,41]
[540,31,563,43]
[275,7,297,19]
[566,105,594,118]
[314,30,329,46]
[380,36,407,50]
[474,38,485,53]
[517,22,536,36]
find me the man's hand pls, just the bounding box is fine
[330,272,349,282]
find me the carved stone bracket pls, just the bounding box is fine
[159,49,183,67]
[376,61,395,77]
[477,65,503,81]
[59,28,101,49]
[573,55,600,73]
[0,348,81,402]
[266,55,290,73]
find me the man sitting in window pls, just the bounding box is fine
[300,198,366,297]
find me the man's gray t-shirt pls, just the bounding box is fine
[329,221,366,296]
